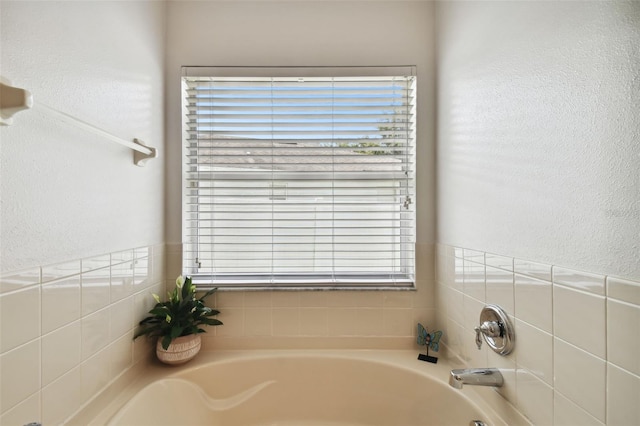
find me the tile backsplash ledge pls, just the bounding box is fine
[0,244,165,425]
[436,244,640,426]
[165,242,436,349]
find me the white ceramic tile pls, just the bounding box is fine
[383,291,414,308]
[607,276,640,305]
[109,332,133,376]
[134,246,150,259]
[244,308,272,336]
[133,334,154,363]
[110,297,134,340]
[216,291,244,308]
[554,284,606,358]
[514,273,552,333]
[0,391,40,426]
[324,292,356,308]
[436,243,455,259]
[0,340,40,414]
[453,247,464,259]
[272,308,300,336]
[41,276,81,334]
[244,291,272,308]
[445,318,464,359]
[607,363,640,426]
[552,266,605,295]
[151,251,164,284]
[436,250,453,285]
[41,366,81,426]
[554,391,603,426]
[452,257,464,291]
[554,338,606,422]
[327,308,358,336]
[41,260,81,284]
[0,286,40,353]
[111,249,134,264]
[413,281,435,309]
[133,257,150,289]
[41,321,81,386]
[462,295,484,334]
[299,291,327,307]
[110,261,134,302]
[81,308,110,360]
[513,258,551,282]
[435,284,448,322]
[215,308,244,337]
[607,299,640,375]
[488,350,516,403]
[353,292,385,308]
[515,369,553,426]
[463,260,485,301]
[81,348,111,405]
[0,267,40,294]
[463,248,484,263]
[81,254,110,273]
[416,243,435,281]
[461,329,488,367]
[382,308,413,336]
[81,267,110,316]
[446,286,464,325]
[485,265,514,313]
[164,250,182,281]
[354,308,382,336]
[271,292,300,308]
[515,319,553,385]
[484,252,513,271]
[133,287,157,325]
[300,308,329,336]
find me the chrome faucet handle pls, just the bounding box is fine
[474,326,483,349]
[475,305,515,355]
[474,321,501,349]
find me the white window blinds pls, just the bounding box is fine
[182,67,416,288]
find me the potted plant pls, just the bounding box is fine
[134,275,222,364]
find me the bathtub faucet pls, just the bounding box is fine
[449,368,503,389]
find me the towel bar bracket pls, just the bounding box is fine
[133,138,157,167]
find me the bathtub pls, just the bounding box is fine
[95,350,528,426]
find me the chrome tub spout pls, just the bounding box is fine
[449,368,504,389]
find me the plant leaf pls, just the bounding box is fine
[161,335,172,350]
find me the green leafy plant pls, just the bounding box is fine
[134,276,222,350]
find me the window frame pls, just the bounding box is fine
[182,66,417,290]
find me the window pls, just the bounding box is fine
[182,67,416,289]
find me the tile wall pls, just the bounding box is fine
[165,243,436,350]
[0,244,164,425]
[436,244,640,426]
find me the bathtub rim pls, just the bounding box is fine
[69,349,530,426]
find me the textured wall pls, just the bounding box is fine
[0,1,166,273]
[436,1,640,280]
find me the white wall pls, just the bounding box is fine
[437,1,640,281]
[435,3,640,425]
[0,2,166,424]
[0,1,166,273]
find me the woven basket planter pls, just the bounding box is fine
[156,334,202,365]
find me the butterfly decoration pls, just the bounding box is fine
[417,323,443,363]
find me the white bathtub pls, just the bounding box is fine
[99,350,528,426]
